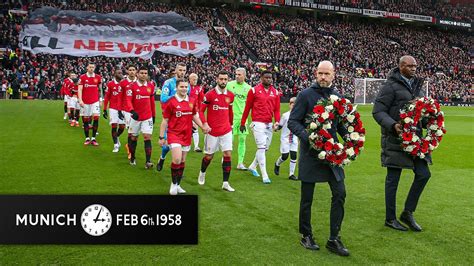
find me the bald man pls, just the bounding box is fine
[288,61,350,256]
[373,55,430,232]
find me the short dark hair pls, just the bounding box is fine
[217,70,229,77]
[261,70,272,77]
[176,62,186,68]
[176,78,188,87]
[138,65,148,72]
[127,64,137,70]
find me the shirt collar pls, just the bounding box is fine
[126,77,137,82]
[215,87,227,95]
[113,79,120,84]
[401,74,413,85]
[175,94,189,102]
[86,72,95,78]
[137,80,148,87]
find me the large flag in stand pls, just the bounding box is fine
[19,7,210,59]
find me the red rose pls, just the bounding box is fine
[402,132,412,141]
[333,101,340,108]
[355,112,360,119]
[357,141,364,148]
[415,101,424,110]
[354,147,360,155]
[407,111,413,117]
[329,113,335,120]
[341,98,347,104]
[318,117,325,123]
[348,105,353,112]
[315,141,324,148]
[338,107,345,115]
[313,105,324,114]
[324,142,333,151]
[400,113,408,119]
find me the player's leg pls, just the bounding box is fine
[127,119,140,165]
[74,100,80,127]
[289,144,298,180]
[275,152,289,176]
[198,134,216,185]
[192,122,201,152]
[169,144,183,195]
[176,147,190,194]
[221,131,234,191]
[143,118,154,169]
[63,96,68,119]
[90,102,100,146]
[256,123,273,184]
[109,109,119,152]
[81,104,91,145]
[234,121,248,170]
[156,129,169,171]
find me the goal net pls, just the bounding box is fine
[354,78,429,104]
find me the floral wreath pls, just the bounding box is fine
[399,97,446,159]
[306,95,366,167]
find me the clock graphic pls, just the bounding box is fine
[81,204,112,236]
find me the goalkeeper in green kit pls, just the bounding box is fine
[227,67,251,170]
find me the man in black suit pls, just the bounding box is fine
[372,55,431,232]
[288,61,349,256]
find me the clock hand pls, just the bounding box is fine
[94,207,103,223]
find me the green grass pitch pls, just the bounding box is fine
[0,100,472,264]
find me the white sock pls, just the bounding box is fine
[193,132,199,148]
[249,156,258,170]
[256,149,268,178]
[289,159,297,176]
[276,156,285,166]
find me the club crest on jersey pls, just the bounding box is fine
[225,97,230,103]
[147,88,152,93]
[189,103,193,108]
[94,79,99,83]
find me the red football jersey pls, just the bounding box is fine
[70,83,78,97]
[104,79,122,110]
[199,88,234,137]
[79,73,102,104]
[120,77,137,112]
[125,81,156,121]
[190,84,204,109]
[61,78,73,97]
[241,83,281,125]
[163,95,198,146]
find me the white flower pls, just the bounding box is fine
[420,153,425,159]
[343,159,351,165]
[359,136,365,142]
[429,144,435,150]
[429,124,438,130]
[346,99,351,104]
[310,122,317,130]
[346,147,355,157]
[425,136,432,141]
[435,130,443,136]
[408,105,415,111]
[348,126,354,133]
[350,132,360,141]
[328,138,335,144]
[309,132,317,140]
[412,135,419,142]
[318,151,327,160]
[347,114,355,123]
[442,122,445,127]
[336,143,344,149]
[323,123,332,130]
[325,105,334,111]
[405,145,414,152]
[329,95,339,103]
[404,117,413,124]
[321,112,329,119]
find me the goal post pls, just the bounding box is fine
[354,78,429,104]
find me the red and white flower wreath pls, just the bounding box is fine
[306,95,366,167]
[399,97,446,159]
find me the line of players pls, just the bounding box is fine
[61,62,299,195]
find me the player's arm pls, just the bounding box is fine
[277,113,287,131]
[103,83,110,110]
[159,118,168,146]
[240,88,254,126]
[150,90,156,123]
[199,95,209,125]
[228,99,234,125]
[160,80,172,103]
[78,78,84,106]
[273,90,281,127]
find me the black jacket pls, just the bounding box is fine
[288,83,347,183]
[372,67,432,169]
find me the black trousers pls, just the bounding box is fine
[385,158,431,221]
[299,178,346,238]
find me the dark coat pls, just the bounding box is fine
[372,67,432,169]
[288,83,348,183]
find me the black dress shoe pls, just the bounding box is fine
[400,211,423,232]
[300,235,320,250]
[288,175,298,181]
[385,219,408,231]
[326,236,350,256]
[274,163,280,176]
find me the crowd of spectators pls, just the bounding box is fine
[0,0,472,102]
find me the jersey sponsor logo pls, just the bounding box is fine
[235,94,246,100]
[212,105,229,110]
[175,111,192,117]
[136,95,150,99]
[84,84,98,88]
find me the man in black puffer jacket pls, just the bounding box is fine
[373,55,431,232]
